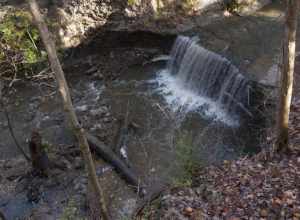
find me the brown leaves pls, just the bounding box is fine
[159,152,300,219]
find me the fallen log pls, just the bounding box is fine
[86,132,146,196]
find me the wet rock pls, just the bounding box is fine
[27,185,41,203]
[92,71,104,81]
[0,121,8,128]
[3,157,26,169]
[90,123,103,132]
[95,132,107,141]
[6,174,20,181]
[76,105,88,112]
[30,206,55,220]
[102,117,112,123]
[96,165,113,176]
[60,158,72,170]
[90,106,108,117]
[85,66,98,75]
[73,177,88,195]
[73,157,84,170]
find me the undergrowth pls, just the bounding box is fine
[223,0,240,13]
[0,9,48,82]
[173,131,201,187]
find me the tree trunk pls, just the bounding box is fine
[26,1,109,219]
[28,131,50,176]
[276,0,299,152]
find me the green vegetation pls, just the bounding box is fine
[173,131,201,187]
[0,9,47,80]
[41,141,52,154]
[224,0,240,13]
[127,0,136,6]
[0,10,39,63]
[182,0,198,11]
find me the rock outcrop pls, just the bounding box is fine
[0,0,272,48]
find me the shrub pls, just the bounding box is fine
[173,131,201,187]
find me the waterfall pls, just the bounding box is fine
[166,36,251,116]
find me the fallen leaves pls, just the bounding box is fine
[156,151,300,219]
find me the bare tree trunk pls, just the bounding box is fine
[26,0,110,219]
[276,0,299,152]
[28,131,50,176]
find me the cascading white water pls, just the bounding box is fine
[155,36,251,125]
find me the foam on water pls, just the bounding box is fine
[155,69,239,126]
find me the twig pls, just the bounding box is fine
[27,29,39,52]
[154,103,166,117]
[0,82,31,162]
[8,60,19,88]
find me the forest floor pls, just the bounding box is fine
[137,57,300,219]
[139,149,300,220]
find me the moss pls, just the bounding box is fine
[127,0,136,6]
[0,9,43,63]
[0,9,49,80]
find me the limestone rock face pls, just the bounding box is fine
[235,0,271,15]
[54,0,117,48]
[0,0,271,48]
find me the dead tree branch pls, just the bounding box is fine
[0,81,31,162]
